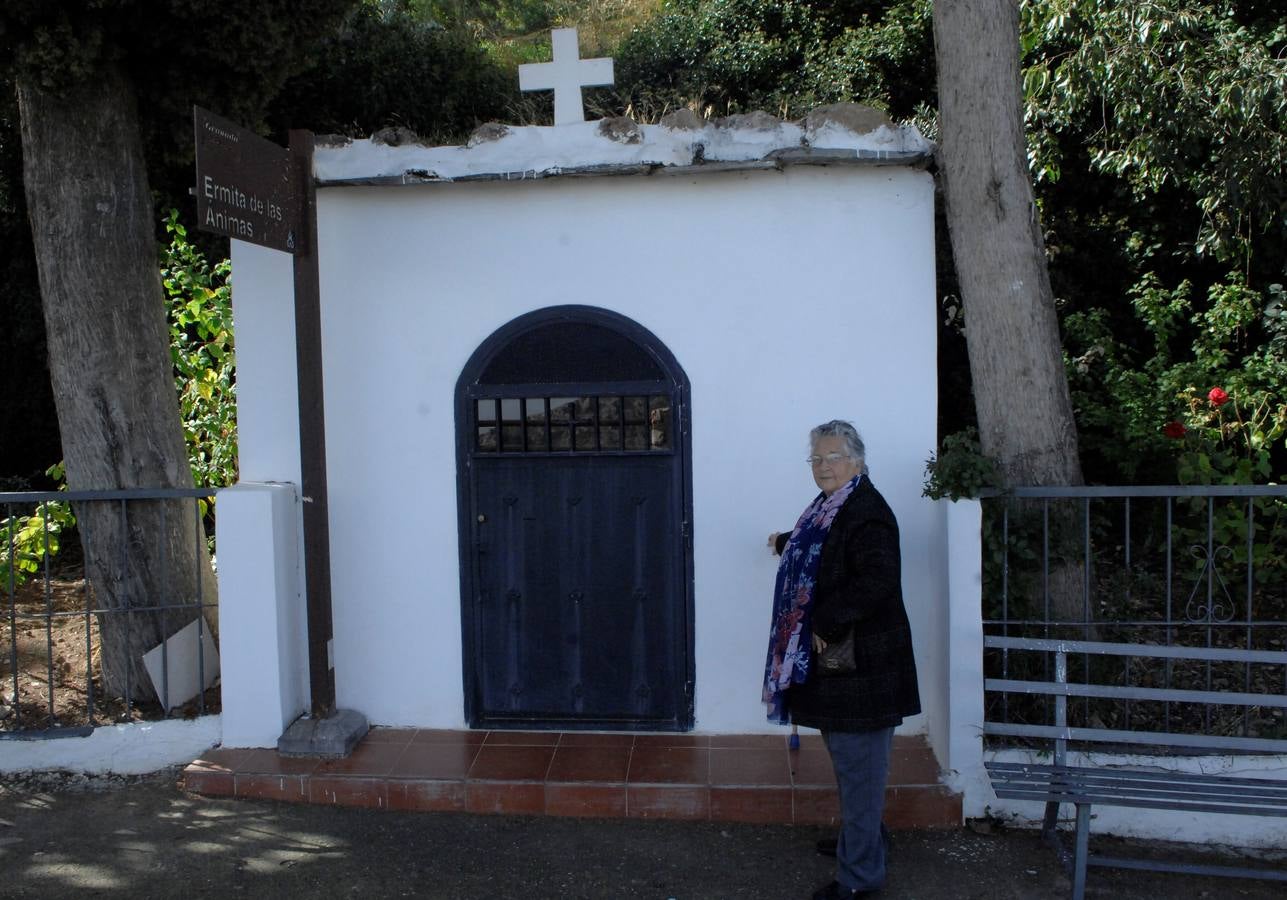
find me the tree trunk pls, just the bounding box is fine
[934,1,1087,626]
[932,0,1083,488]
[17,64,217,705]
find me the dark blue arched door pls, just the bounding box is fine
[456,307,694,730]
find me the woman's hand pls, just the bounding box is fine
[812,633,828,654]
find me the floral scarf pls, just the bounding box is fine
[761,473,862,724]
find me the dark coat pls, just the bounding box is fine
[778,477,921,732]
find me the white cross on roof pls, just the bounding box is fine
[518,28,615,126]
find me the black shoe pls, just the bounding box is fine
[810,880,879,899]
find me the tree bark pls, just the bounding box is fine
[932,0,1083,488]
[17,63,217,705]
[934,1,1087,627]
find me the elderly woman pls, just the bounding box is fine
[764,420,921,900]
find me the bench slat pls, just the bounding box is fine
[984,635,1287,665]
[991,783,1287,816]
[983,721,1287,754]
[993,762,1287,798]
[985,677,1287,709]
[990,775,1287,804]
[986,762,1287,816]
[991,787,1287,817]
[983,634,1287,892]
[1089,855,1287,882]
[995,786,1287,809]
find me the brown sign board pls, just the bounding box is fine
[194,106,299,254]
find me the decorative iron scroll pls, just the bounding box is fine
[1183,544,1237,624]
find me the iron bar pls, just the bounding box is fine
[120,498,132,718]
[984,677,1287,708]
[6,500,20,729]
[983,617,1287,628]
[1081,497,1091,727]
[0,487,226,503]
[42,502,54,723]
[983,721,1287,754]
[1245,497,1255,736]
[194,497,206,716]
[159,498,170,715]
[984,635,1287,663]
[1205,496,1214,734]
[985,485,1287,499]
[0,487,222,739]
[1165,497,1173,733]
[82,538,95,725]
[984,485,1287,756]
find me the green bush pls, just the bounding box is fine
[2,214,236,584]
[923,427,1001,500]
[0,463,72,588]
[268,4,514,142]
[612,0,933,120]
[162,209,237,497]
[1066,274,1287,486]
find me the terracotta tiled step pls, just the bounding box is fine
[182,729,962,828]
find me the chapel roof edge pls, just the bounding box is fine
[311,103,935,186]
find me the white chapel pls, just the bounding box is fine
[216,29,950,756]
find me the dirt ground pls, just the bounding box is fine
[0,573,144,731]
[1,574,219,732]
[1,769,1284,899]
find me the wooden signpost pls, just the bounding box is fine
[194,107,299,254]
[194,107,337,721]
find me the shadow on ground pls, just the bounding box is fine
[0,770,1282,898]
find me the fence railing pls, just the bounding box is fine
[1,487,220,739]
[980,485,1287,750]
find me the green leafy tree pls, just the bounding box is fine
[1025,1,1287,485]
[1066,274,1287,483]
[0,0,355,701]
[613,0,934,119]
[1024,0,1286,264]
[267,3,514,143]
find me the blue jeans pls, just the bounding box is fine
[823,727,895,892]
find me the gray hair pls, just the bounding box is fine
[810,420,866,465]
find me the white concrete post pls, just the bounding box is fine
[216,482,309,747]
[943,498,989,814]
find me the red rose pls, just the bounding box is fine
[1208,387,1229,407]
[1163,421,1187,439]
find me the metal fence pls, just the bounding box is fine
[981,485,1287,749]
[1,487,220,739]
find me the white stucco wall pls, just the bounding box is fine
[223,117,943,741]
[0,716,221,775]
[260,163,937,732]
[226,242,302,485]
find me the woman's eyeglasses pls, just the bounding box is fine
[807,453,850,467]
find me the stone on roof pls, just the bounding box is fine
[313,103,933,185]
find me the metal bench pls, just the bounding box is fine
[983,635,1287,899]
